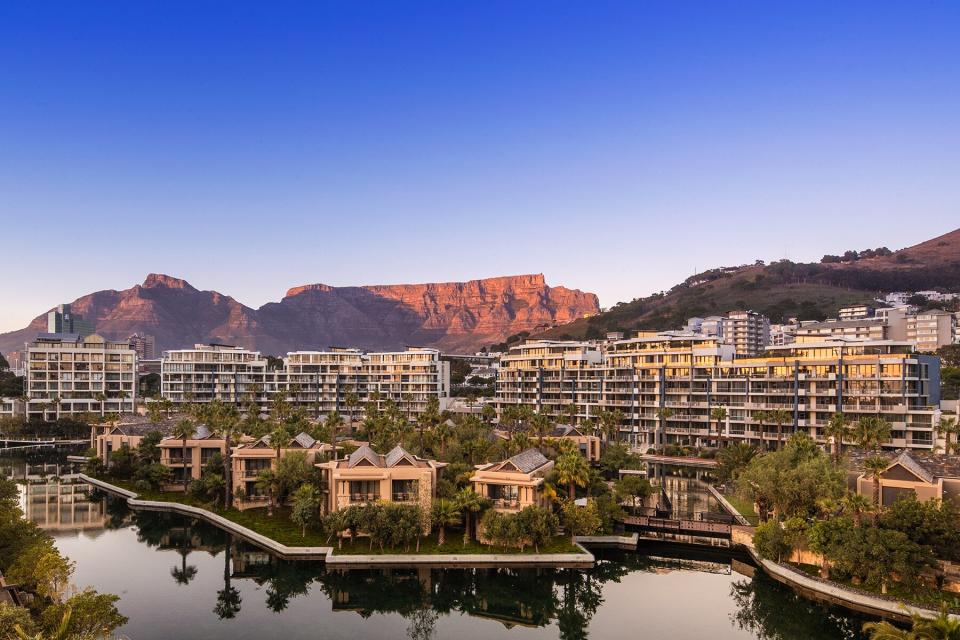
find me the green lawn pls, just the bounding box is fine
[332,533,581,556]
[94,477,329,547]
[722,493,760,526]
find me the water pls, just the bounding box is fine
[5,449,872,640]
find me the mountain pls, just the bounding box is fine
[539,227,960,341]
[0,274,598,356]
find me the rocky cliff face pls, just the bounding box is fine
[0,274,598,356]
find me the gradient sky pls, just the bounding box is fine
[1,1,959,332]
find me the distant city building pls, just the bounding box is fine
[25,333,137,420]
[127,333,156,360]
[907,311,956,353]
[720,310,770,357]
[794,318,888,342]
[838,305,873,320]
[46,304,94,338]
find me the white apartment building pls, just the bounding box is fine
[496,333,943,452]
[161,344,450,417]
[25,334,137,420]
[0,398,24,419]
[907,311,956,353]
[795,318,888,341]
[838,305,873,320]
[720,310,770,357]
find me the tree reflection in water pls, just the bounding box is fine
[103,502,875,639]
[730,573,869,640]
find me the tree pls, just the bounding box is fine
[325,411,344,460]
[937,416,959,456]
[530,412,552,451]
[455,487,486,546]
[614,475,652,513]
[517,505,559,553]
[255,469,282,517]
[8,545,74,603]
[878,494,960,561]
[854,416,892,452]
[39,589,127,639]
[823,412,851,462]
[752,520,792,562]
[561,500,601,543]
[172,418,194,493]
[863,455,888,510]
[198,401,243,508]
[431,499,461,546]
[864,604,960,640]
[715,442,757,484]
[290,484,320,537]
[937,344,960,367]
[710,406,728,447]
[275,450,313,498]
[556,447,590,501]
[0,603,35,639]
[598,409,625,444]
[418,397,441,457]
[768,409,792,451]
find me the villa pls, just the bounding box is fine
[847,449,960,507]
[157,425,228,489]
[231,432,333,509]
[545,425,602,462]
[316,445,445,517]
[471,448,554,512]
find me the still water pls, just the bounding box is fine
[4,450,871,640]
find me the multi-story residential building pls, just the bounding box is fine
[161,344,268,405]
[874,307,910,340]
[794,318,888,342]
[160,345,450,418]
[25,334,137,420]
[128,333,156,360]
[231,432,333,509]
[0,398,24,419]
[496,333,943,453]
[316,445,445,519]
[907,311,956,352]
[838,305,873,320]
[720,310,770,357]
[471,448,554,512]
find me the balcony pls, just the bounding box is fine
[349,493,380,503]
[492,498,521,510]
[392,492,416,502]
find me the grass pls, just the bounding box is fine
[721,493,761,526]
[788,562,960,612]
[94,477,329,547]
[331,533,581,556]
[93,476,584,555]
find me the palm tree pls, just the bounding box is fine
[937,416,959,457]
[325,411,344,460]
[753,410,769,450]
[863,604,960,639]
[841,492,873,527]
[555,447,590,501]
[255,469,282,517]
[655,407,674,452]
[269,422,292,466]
[855,416,892,452]
[599,409,624,444]
[95,392,107,418]
[431,499,461,546]
[530,412,552,451]
[768,409,792,451]
[118,389,129,415]
[418,397,441,456]
[434,418,453,459]
[710,406,727,448]
[201,401,242,508]
[864,455,889,510]
[455,487,485,546]
[823,412,851,462]
[172,419,195,493]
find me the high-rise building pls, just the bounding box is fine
[907,311,956,353]
[127,334,156,360]
[25,334,137,420]
[495,333,943,452]
[720,310,770,357]
[46,304,94,338]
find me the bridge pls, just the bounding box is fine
[638,454,718,469]
[0,437,87,450]
[623,513,733,539]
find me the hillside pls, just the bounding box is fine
[540,227,960,341]
[0,274,598,356]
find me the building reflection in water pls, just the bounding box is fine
[3,459,108,532]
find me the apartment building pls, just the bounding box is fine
[907,311,956,352]
[232,431,333,509]
[160,345,450,417]
[720,311,770,357]
[25,334,137,420]
[496,333,943,452]
[316,445,445,518]
[794,318,888,342]
[838,305,873,320]
[128,333,156,360]
[161,344,268,405]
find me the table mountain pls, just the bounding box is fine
[0,274,598,356]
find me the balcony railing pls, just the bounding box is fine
[392,492,416,502]
[349,493,380,503]
[492,498,520,509]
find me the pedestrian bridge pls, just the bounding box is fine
[623,513,732,539]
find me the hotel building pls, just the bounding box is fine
[496,333,943,452]
[25,334,137,420]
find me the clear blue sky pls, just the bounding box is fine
[1,1,958,332]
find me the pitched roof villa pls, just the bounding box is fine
[316,445,445,513]
[470,448,554,512]
[232,431,333,509]
[847,449,960,506]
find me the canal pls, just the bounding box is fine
[4,449,872,639]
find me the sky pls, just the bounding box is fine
[1,1,959,332]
